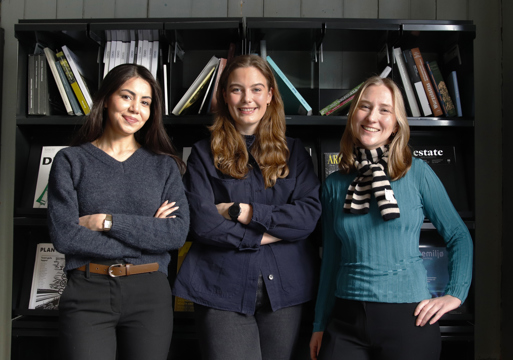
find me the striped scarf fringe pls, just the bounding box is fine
[344,146,400,221]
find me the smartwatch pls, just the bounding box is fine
[103,214,113,231]
[228,203,241,221]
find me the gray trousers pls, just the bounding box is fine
[194,275,304,360]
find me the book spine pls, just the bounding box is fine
[55,61,83,115]
[44,48,74,115]
[209,58,227,113]
[56,51,90,115]
[61,46,93,107]
[393,47,421,117]
[35,54,40,114]
[27,54,35,115]
[447,71,462,117]
[320,82,363,116]
[325,94,355,116]
[40,54,48,115]
[411,48,443,117]
[402,49,432,116]
[425,61,457,117]
[266,56,312,115]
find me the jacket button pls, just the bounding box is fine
[268,274,274,280]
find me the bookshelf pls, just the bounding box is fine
[13,18,475,360]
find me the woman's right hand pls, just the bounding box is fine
[310,331,324,360]
[154,200,179,218]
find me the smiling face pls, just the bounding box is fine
[104,76,152,138]
[353,84,398,150]
[223,66,273,135]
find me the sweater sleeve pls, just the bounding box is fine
[108,158,190,253]
[248,140,322,242]
[419,161,473,303]
[312,177,342,332]
[183,144,264,250]
[48,151,141,259]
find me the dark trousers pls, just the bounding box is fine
[318,298,441,360]
[59,269,173,360]
[194,275,304,360]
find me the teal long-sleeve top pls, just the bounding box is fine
[312,157,473,332]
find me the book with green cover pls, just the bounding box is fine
[266,56,312,115]
[425,60,457,117]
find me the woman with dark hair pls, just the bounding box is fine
[173,54,322,360]
[309,76,473,360]
[48,64,189,360]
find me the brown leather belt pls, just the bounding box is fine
[76,263,159,277]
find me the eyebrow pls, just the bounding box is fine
[359,99,393,108]
[228,83,266,88]
[120,88,152,100]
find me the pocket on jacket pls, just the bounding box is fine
[211,177,245,203]
[190,246,241,298]
[266,178,296,204]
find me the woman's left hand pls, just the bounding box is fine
[414,294,461,327]
[79,214,106,231]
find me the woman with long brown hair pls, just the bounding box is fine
[48,64,189,360]
[173,54,322,360]
[309,76,473,360]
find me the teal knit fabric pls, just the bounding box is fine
[313,157,473,332]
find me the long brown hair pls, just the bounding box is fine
[71,64,185,173]
[210,55,289,188]
[338,76,412,180]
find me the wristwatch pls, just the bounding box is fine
[103,214,113,232]
[228,203,241,221]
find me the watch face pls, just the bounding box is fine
[229,203,241,219]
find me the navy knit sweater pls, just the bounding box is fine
[47,143,189,276]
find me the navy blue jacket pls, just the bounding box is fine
[173,136,321,314]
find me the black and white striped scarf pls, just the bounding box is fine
[344,146,400,221]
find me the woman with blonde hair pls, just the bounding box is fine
[310,76,473,360]
[174,54,322,360]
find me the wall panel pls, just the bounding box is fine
[379,0,409,19]
[57,0,84,19]
[115,0,148,18]
[437,0,468,20]
[25,0,57,19]
[83,0,116,18]
[302,0,343,18]
[343,0,378,18]
[264,0,301,17]
[229,0,264,17]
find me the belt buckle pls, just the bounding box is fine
[108,264,124,278]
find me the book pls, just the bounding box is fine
[174,241,194,312]
[446,71,462,117]
[35,54,40,114]
[403,49,432,116]
[163,63,169,115]
[419,245,449,298]
[324,152,340,179]
[56,50,90,115]
[410,48,443,117]
[61,45,93,109]
[208,58,227,113]
[266,55,312,115]
[33,146,68,208]
[425,60,457,117]
[323,66,392,116]
[172,55,219,116]
[55,61,83,116]
[44,48,74,115]
[150,40,159,80]
[39,54,48,115]
[198,59,219,114]
[393,47,421,117]
[27,54,36,115]
[28,243,67,310]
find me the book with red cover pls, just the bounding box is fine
[411,48,443,117]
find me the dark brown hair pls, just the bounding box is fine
[71,64,185,173]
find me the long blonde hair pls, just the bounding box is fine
[338,76,412,180]
[210,55,289,188]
